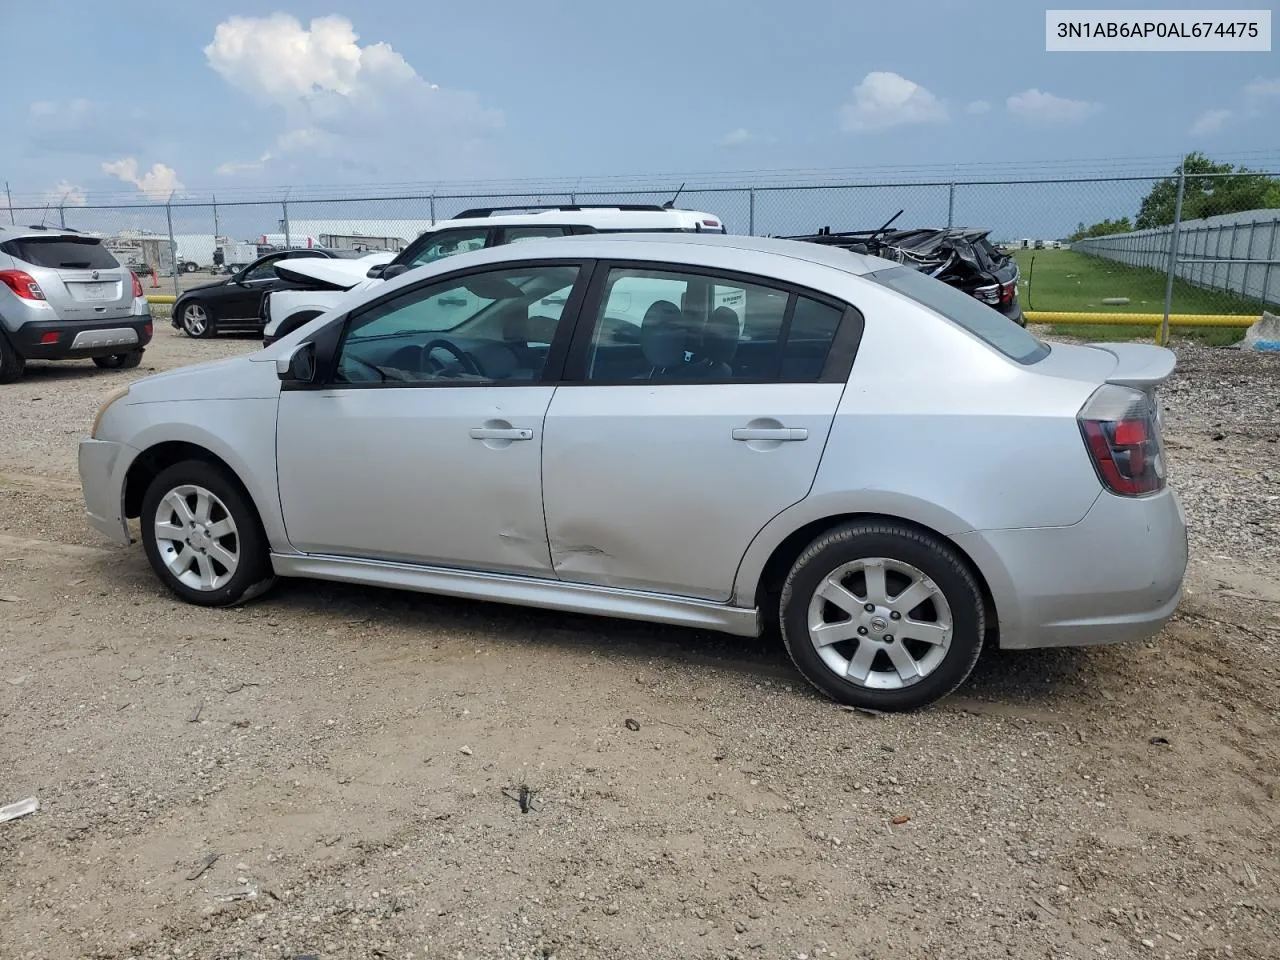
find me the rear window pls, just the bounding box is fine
[2,236,120,270]
[867,265,1048,364]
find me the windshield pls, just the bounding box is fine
[868,265,1048,364]
[2,236,120,270]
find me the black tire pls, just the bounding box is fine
[779,521,985,712]
[140,459,275,607]
[93,349,144,370]
[0,335,25,384]
[179,301,215,339]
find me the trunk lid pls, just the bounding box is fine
[2,234,134,321]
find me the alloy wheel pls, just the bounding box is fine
[153,484,239,591]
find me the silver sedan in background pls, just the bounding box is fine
[77,233,1187,711]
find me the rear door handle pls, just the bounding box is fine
[469,427,533,441]
[731,427,808,442]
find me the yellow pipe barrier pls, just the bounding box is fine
[1024,311,1255,328]
[146,295,177,304]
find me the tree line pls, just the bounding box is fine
[1069,152,1280,241]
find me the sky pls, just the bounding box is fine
[2,0,1278,238]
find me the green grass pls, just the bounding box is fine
[1010,248,1259,345]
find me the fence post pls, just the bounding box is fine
[1159,165,1186,347]
[430,193,436,225]
[1264,217,1279,307]
[59,203,66,229]
[748,188,756,236]
[282,194,291,249]
[946,182,955,228]
[165,197,179,298]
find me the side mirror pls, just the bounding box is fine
[277,341,317,383]
[381,264,409,280]
[366,265,386,279]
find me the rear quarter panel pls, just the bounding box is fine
[731,280,1104,604]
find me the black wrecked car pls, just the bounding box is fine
[783,216,1025,327]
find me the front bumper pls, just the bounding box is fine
[11,316,152,361]
[957,486,1188,650]
[77,438,133,545]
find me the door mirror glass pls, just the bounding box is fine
[277,341,318,383]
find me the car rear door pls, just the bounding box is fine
[540,261,862,602]
[3,235,134,321]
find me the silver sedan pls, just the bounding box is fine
[78,233,1187,711]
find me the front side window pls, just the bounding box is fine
[404,228,488,268]
[583,266,845,383]
[334,263,581,385]
[243,256,286,281]
[868,264,1048,364]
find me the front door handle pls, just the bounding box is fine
[732,427,808,442]
[470,427,533,441]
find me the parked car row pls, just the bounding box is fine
[79,231,1187,711]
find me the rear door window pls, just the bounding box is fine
[2,236,120,270]
[867,265,1048,364]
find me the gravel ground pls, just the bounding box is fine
[1,327,1278,960]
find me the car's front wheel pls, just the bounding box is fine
[180,302,214,338]
[779,521,985,711]
[140,460,274,607]
[93,350,144,370]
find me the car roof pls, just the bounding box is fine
[549,231,893,276]
[0,224,103,242]
[428,206,724,232]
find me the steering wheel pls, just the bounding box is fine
[422,338,483,376]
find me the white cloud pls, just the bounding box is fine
[203,14,502,180]
[102,158,185,200]
[965,100,991,115]
[1189,108,1233,136]
[719,128,754,147]
[1006,88,1100,123]
[1244,77,1280,100]
[839,71,947,133]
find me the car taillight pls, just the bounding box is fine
[0,269,46,300]
[1078,384,1166,496]
[971,283,1001,305]
[131,271,144,298]
[1000,281,1014,304]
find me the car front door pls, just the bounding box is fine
[275,259,590,575]
[541,261,862,602]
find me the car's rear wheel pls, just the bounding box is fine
[140,460,274,607]
[93,349,144,370]
[0,336,25,384]
[180,303,214,338]
[779,521,984,711]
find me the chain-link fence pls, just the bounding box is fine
[6,170,1277,340]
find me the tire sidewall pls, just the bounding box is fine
[0,335,25,383]
[181,302,213,338]
[139,460,272,607]
[780,525,984,711]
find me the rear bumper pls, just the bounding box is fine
[77,438,133,545]
[956,486,1188,650]
[9,315,153,361]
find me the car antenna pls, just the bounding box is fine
[662,181,687,209]
[38,202,51,228]
[869,208,904,241]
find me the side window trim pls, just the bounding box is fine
[558,259,863,386]
[314,257,598,391]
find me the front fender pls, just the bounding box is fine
[122,399,290,552]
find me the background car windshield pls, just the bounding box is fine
[868,265,1048,364]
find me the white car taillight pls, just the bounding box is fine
[1078,384,1166,496]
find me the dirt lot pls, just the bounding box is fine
[1,326,1278,960]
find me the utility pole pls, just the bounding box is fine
[1159,165,1187,347]
[212,193,220,240]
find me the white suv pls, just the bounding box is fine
[260,203,727,345]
